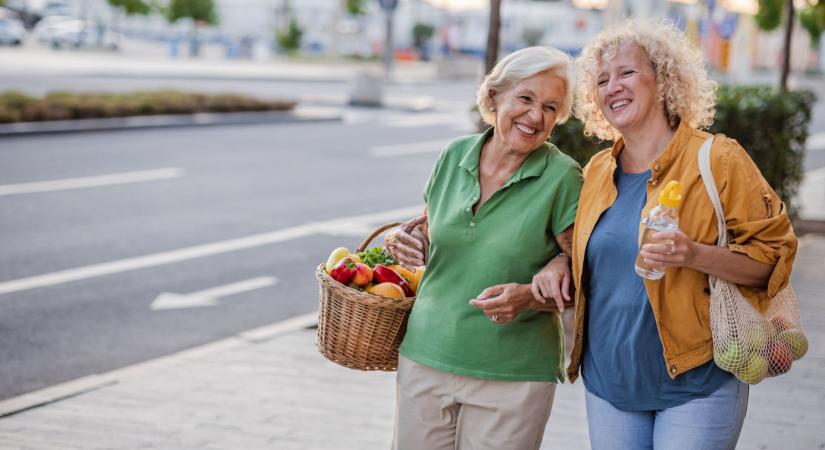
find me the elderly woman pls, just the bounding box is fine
[384,46,582,450]
[554,20,798,449]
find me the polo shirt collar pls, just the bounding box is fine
[458,127,550,184]
[609,120,692,174]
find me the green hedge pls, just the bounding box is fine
[0,91,296,124]
[551,86,815,217]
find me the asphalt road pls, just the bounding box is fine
[0,109,472,400]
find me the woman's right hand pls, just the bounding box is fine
[531,254,571,312]
[384,215,428,268]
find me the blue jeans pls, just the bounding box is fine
[585,376,749,450]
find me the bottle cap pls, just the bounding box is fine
[658,180,681,208]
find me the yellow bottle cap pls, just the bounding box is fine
[658,180,681,208]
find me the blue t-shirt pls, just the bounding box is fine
[581,159,732,411]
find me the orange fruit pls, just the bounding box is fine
[389,265,425,294]
[367,282,405,299]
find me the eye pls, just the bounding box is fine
[519,95,531,103]
[543,105,557,113]
[621,70,635,77]
[597,78,608,87]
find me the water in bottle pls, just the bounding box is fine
[635,180,681,280]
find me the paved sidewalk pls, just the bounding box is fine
[0,234,822,449]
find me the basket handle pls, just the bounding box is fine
[357,222,402,253]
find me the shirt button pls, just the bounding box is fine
[653,164,660,171]
[651,179,659,186]
[470,222,476,227]
[465,208,470,212]
[670,365,677,374]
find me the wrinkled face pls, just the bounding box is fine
[596,43,663,135]
[491,70,566,154]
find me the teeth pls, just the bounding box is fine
[611,100,629,111]
[515,124,537,135]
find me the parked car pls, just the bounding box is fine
[32,15,74,44]
[0,17,24,46]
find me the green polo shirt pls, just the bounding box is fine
[399,128,582,382]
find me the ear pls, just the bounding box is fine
[488,89,497,111]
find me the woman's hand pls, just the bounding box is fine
[469,283,533,324]
[384,215,428,268]
[638,229,698,270]
[531,254,571,312]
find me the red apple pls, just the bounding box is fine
[770,316,793,334]
[352,263,373,287]
[765,340,793,377]
[778,330,808,360]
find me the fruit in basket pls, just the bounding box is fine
[777,330,808,360]
[373,264,414,297]
[367,282,405,299]
[715,341,743,372]
[770,316,793,334]
[325,247,351,273]
[765,340,793,376]
[329,258,357,285]
[352,263,373,287]
[388,265,423,293]
[738,353,768,384]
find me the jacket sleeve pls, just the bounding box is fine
[716,138,798,300]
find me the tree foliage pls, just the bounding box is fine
[276,18,302,53]
[346,0,366,16]
[107,0,152,15]
[754,0,783,31]
[167,0,217,25]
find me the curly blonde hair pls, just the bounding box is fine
[575,19,717,141]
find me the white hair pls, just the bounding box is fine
[476,46,574,127]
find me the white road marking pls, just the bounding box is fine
[0,168,184,196]
[370,139,451,157]
[151,276,278,311]
[0,205,421,296]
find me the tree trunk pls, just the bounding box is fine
[780,0,794,91]
[484,0,501,76]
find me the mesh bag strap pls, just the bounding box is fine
[697,136,728,248]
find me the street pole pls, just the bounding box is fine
[379,0,398,81]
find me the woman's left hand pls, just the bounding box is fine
[638,229,698,270]
[469,283,532,324]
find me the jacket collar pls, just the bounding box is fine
[609,120,693,176]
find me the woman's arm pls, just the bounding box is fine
[470,226,574,323]
[531,226,574,311]
[639,229,773,288]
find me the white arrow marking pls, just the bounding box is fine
[151,276,277,311]
[0,168,184,196]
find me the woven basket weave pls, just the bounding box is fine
[316,222,415,371]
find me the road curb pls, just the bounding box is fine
[0,109,340,138]
[0,312,318,419]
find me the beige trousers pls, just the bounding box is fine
[393,355,556,450]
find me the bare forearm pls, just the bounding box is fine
[689,243,773,288]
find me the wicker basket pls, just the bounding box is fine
[316,222,415,371]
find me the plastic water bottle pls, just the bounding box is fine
[635,180,681,280]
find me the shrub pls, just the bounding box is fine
[0,90,296,123]
[550,85,815,217]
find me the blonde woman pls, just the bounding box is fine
[551,20,797,449]
[385,46,582,449]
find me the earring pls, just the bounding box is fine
[490,105,496,112]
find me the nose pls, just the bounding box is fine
[527,103,542,122]
[606,77,622,96]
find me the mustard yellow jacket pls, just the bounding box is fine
[567,122,798,382]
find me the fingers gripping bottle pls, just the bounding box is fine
[635,180,681,280]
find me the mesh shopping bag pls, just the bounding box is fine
[698,137,808,384]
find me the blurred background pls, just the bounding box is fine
[0,1,823,448]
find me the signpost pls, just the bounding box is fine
[378,0,398,80]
